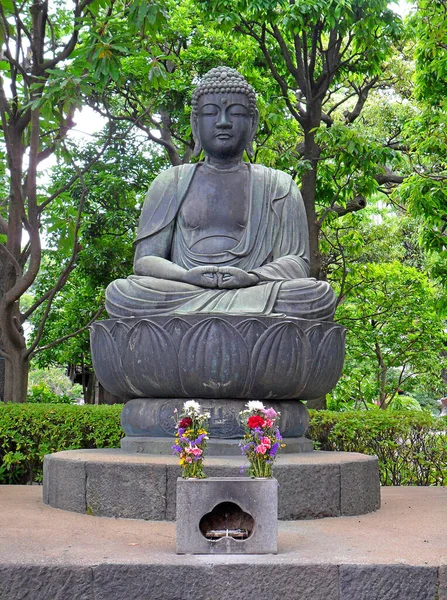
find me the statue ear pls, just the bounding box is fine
[246,109,259,159]
[190,112,202,157]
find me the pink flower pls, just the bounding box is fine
[256,444,267,454]
[185,456,193,463]
[261,437,271,448]
[266,419,274,427]
[190,447,203,457]
[262,407,278,418]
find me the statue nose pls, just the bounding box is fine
[216,113,232,128]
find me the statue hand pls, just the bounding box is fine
[217,267,259,289]
[184,266,218,288]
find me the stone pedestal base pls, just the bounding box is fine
[43,449,380,521]
[120,436,313,455]
[121,397,310,440]
[176,477,278,554]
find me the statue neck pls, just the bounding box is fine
[204,155,244,170]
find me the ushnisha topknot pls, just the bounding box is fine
[192,66,257,116]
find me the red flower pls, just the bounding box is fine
[247,415,266,429]
[179,417,192,428]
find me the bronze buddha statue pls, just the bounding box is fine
[105,67,335,321]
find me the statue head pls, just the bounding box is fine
[191,66,259,160]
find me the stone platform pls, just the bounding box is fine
[1,486,447,600]
[43,449,380,520]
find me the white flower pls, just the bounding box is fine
[183,400,201,415]
[246,401,265,412]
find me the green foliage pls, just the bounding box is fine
[0,404,122,484]
[308,410,447,485]
[27,367,82,404]
[332,262,447,409]
[399,0,447,291]
[2,405,447,487]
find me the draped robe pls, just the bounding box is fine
[105,163,335,320]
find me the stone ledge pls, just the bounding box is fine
[2,487,447,600]
[42,449,380,520]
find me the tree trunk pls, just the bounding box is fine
[300,113,322,279]
[3,339,29,403]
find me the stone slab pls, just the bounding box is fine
[340,455,381,516]
[42,454,86,514]
[0,565,93,600]
[339,565,438,600]
[176,477,278,554]
[43,449,380,521]
[1,487,447,600]
[121,435,314,455]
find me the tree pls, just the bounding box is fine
[399,0,447,292]
[198,0,405,277]
[333,262,446,409]
[0,0,165,402]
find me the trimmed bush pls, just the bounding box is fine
[0,404,122,484]
[1,404,447,486]
[309,409,447,486]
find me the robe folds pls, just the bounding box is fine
[105,162,335,320]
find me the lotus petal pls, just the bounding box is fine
[300,324,346,399]
[235,318,268,354]
[122,319,182,397]
[250,321,312,399]
[179,318,248,398]
[90,322,135,398]
[164,317,192,350]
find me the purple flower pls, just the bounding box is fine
[270,442,280,457]
[275,428,283,441]
[194,433,206,445]
[180,436,190,444]
[178,428,185,436]
[239,465,245,474]
[171,444,182,453]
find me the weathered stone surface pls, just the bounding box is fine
[176,477,278,554]
[0,565,93,600]
[339,565,438,600]
[43,449,380,521]
[85,461,166,520]
[276,462,340,519]
[92,564,340,600]
[438,565,447,600]
[340,455,381,516]
[121,395,311,439]
[121,435,313,455]
[43,454,86,514]
[91,316,345,403]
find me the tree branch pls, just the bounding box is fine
[30,306,105,358]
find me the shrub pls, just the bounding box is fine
[0,404,122,484]
[308,409,447,485]
[1,405,447,486]
[27,367,83,404]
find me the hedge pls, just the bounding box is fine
[1,404,447,486]
[308,409,447,486]
[0,404,123,484]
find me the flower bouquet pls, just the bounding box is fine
[172,400,210,478]
[239,401,285,478]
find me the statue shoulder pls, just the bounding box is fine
[136,164,197,242]
[250,164,298,200]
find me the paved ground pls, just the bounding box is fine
[1,485,447,599]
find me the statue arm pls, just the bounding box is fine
[134,224,189,282]
[249,178,310,281]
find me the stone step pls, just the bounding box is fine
[1,486,446,600]
[43,449,380,520]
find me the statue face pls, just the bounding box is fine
[196,93,255,160]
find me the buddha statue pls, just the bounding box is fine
[105,67,336,321]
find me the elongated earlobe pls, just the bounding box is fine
[191,113,202,157]
[246,109,259,159]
